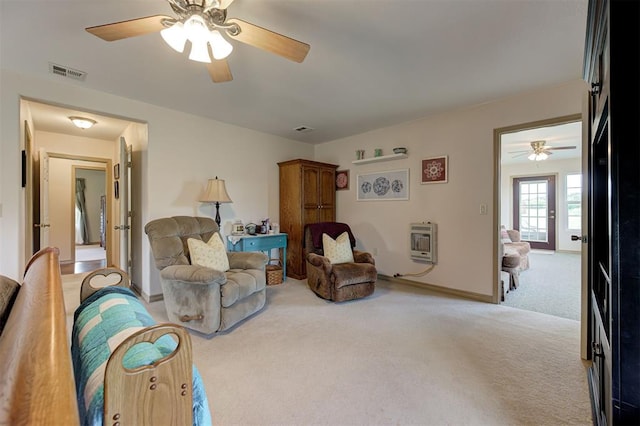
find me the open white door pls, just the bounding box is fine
[116,137,132,275]
[37,149,51,247]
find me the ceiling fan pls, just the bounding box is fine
[85,0,310,83]
[509,140,577,161]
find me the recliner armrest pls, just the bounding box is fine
[227,251,269,270]
[353,250,375,265]
[161,264,226,284]
[307,252,333,273]
[506,229,522,242]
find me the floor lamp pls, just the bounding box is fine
[200,177,233,228]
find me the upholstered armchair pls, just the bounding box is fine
[304,222,377,302]
[500,226,532,291]
[144,216,268,337]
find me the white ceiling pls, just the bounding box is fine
[1,0,588,144]
[500,121,582,165]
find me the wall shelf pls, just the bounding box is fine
[352,153,408,165]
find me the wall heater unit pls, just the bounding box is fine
[410,222,437,263]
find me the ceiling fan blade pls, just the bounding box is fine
[226,18,310,63]
[206,59,233,83]
[512,152,530,158]
[508,149,530,154]
[548,146,577,150]
[219,0,236,9]
[86,15,171,41]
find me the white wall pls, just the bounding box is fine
[314,79,587,298]
[1,68,587,300]
[1,69,313,300]
[500,158,582,252]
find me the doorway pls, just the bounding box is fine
[495,115,584,321]
[72,167,107,274]
[22,98,138,276]
[41,155,111,275]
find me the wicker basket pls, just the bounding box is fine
[265,260,283,285]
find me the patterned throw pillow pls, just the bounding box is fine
[322,232,355,264]
[188,233,230,272]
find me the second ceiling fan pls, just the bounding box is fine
[86,0,310,83]
[510,140,577,161]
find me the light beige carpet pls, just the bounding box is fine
[75,244,106,262]
[63,275,592,426]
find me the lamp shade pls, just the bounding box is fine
[201,177,232,203]
[189,39,212,63]
[161,22,187,53]
[209,30,233,60]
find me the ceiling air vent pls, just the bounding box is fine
[294,126,314,133]
[49,62,87,81]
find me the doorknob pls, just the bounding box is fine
[34,223,50,228]
[571,235,587,243]
[114,225,131,230]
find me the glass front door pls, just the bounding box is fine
[513,175,556,250]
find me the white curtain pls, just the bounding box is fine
[75,178,89,244]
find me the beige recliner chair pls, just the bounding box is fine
[145,216,268,337]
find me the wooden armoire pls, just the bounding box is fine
[278,159,338,279]
[583,0,640,424]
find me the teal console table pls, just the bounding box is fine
[227,233,287,280]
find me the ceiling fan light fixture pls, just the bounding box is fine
[161,22,187,53]
[528,152,549,161]
[184,14,210,43]
[189,39,212,63]
[209,30,233,60]
[69,116,97,129]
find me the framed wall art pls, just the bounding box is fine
[357,169,409,201]
[421,156,448,184]
[114,163,120,180]
[336,170,349,191]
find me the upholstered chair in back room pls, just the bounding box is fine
[145,216,268,337]
[304,222,377,302]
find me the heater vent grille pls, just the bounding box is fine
[410,222,437,263]
[49,63,87,81]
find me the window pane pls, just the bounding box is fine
[567,174,581,187]
[567,188,581,201]
[568,216,581,230]
[538,183,547,194]
[566,173,582,231]
[568,204,581,215]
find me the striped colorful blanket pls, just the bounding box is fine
[71,287,212,426]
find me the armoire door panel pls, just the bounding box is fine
[303,167,319,207]
[319,168,336,208]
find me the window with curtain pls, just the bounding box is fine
[75,177,89,245]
